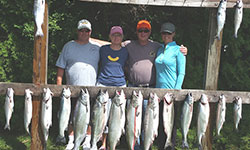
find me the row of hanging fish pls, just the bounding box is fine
[3,87,243,150]
[217,0,243,40]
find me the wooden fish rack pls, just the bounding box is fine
[0,82,249,103]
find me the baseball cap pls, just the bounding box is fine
[137,20,151,30]
[77,19,91,30]
[110,26,123,35]
[160,22,175,33]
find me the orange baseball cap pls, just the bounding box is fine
[137,20,151,30]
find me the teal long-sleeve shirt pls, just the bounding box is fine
[155,41,186,89]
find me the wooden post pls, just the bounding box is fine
[203,8,223,150]
[31,1,48,150]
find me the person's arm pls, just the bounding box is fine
[180,45,188,56]
[90,38,111,46]
[57,67,64,85]
[175,50,186,89]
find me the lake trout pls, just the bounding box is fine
[108,90,126,150]
[4,88,14,130]
[73,89,90,150]
[126,90,143,150]
[181,93,194,149]
[143,93,159,150]
[234,0,243,38]
[24,89,33,135]
[216,0,227,40]
[216,94,226,135]
[234,96,242,131]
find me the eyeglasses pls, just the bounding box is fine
[79,29,90,33]
[138,29,150,33]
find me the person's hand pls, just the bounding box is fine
[180,45,188,56]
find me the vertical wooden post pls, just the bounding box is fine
[31,1,48,150]
[203,8,223,150]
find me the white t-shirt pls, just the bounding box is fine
[56,40,100,86]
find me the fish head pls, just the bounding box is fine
[219,0,227,9]
[131,91,139,108]
[149,93,159,109]
[62,87,71,99]
[200,94,208,105]
[43,88,53,103]
[219,94,226,105]
[97,89,108,104]
[163,93,173,105]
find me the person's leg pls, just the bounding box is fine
[65,98,77,149]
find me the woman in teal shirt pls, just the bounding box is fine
[155,22,186,89]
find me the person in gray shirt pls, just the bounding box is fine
[56,19,100,150]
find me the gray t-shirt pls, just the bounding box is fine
[125,40,161,86]
[56,40,100,86]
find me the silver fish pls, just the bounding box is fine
[90,89,109,150]
[34,0,45,36]
[163,93,174,149]
[143,93,159,150]
[24,89,33,135]
[197,94,210,150]
[4,88,14,130]
[234,96,242,130]
[234,0,243,38]
[216,0,227,40]
[181,93,194,149]
[216,94,226,135]
[108,90,126,150]
[41,88,53,142]
[56,87,71,144]
[126,90,143,150]
[73,89,90,150]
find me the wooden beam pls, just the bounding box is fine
[31,1,48,150]
[0,82,250,103]
[79,0,250,8]
[203,8,222,150]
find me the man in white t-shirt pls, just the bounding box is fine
[56,19,100,150]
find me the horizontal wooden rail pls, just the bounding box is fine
[0,82,250,103]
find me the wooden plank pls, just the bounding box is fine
[79,0,250,8]
[203,8,222,150]
[31,1,48,150]
[0,82,250,103]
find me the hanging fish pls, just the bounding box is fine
[41,88,53,142]
[216,94,226,136]
[181,93,194,149]
[216,0,227,40]
[34,0,45,37]
[56,87,71,144]
[126,90,143,150]
[143,93,159,150]
[234,96,242,131]
[197,94,210,150]
[73,89,90,150]
[90,89,109,150]
[4,88,15,130]
[24,89,33,135]
[108,90,126,150]
[163,93,174,149]
[234,0,243,38]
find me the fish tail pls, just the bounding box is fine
[26,127,30,135]
[4,123,10,130]
[182,141,189,149]
[35,27,44,37]
[234,34,238,38]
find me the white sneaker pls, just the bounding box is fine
[65,142,74,150]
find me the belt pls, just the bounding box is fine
[137,83,155,88]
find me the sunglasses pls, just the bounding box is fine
[138,29,150,33]
[79,29,90,33]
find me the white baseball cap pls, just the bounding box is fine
[77,19,91,30]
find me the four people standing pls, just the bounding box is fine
[56,19,187,150]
